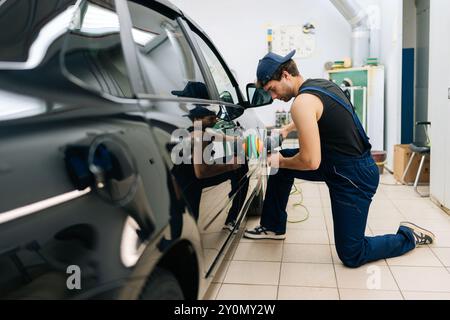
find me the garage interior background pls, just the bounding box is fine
[171,0,450,211]
[172,0,402,170]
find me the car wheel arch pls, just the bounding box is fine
[152,239,200,300]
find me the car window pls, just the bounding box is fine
[0,0,76,64]
[191,33,239,105]
[61,0,134,98]
[126,1,208,100]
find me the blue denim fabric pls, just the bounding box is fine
[261,148,415,268]
[260,86,416,268]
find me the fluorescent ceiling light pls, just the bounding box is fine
[131,28,155,46]
[81,3,154,45]
[0,90,47,120]
[80,3,120,34]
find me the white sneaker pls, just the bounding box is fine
[244,226,286,240]
[223,220,238,233]
[400,221,435,247]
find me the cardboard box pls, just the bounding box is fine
[394,144,430,184]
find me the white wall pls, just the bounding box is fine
[428,0,450,208]
[172,0,351,126]
[403,0,416,48]
[358,0,403,167]
[172,0,403,168]
[378,0,403,169]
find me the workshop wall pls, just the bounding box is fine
[172,0,403,168]
[171,0,352,126]
[378,0,403,169]
[428,0,450,209]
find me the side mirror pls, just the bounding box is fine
[219,91,234,104]
[218,105,244,121]
[246,83,273,108]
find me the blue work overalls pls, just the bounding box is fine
[261,86,416,268]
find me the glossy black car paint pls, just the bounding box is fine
[0,0,267,299]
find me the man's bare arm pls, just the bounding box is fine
[280,94,322,171]
[279,121,297,139]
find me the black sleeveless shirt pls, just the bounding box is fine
[298,79,366,156]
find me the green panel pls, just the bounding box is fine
[329,70,368,87]
[328,70,368,129]
[352,88,365,128]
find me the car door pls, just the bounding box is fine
[0,0,169,299]
[183,21,266,221]
[122,0,248,276]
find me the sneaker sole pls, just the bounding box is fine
[400,222,436,242]
[243,232,286,240]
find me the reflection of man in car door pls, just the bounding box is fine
[171,82,249,230]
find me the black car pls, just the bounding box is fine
[0,0,273,299]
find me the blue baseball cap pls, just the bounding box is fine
[256,50,296,86]
[183,106,216,119]
[171,81,210,100]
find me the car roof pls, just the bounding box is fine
[153,0,183,15]
[0,0,206,65]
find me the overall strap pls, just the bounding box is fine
[299,86,371,148]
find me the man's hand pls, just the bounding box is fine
[277,121,296,139]
[267,152,284,168]
[279,127,289,139]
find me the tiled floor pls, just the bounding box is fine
[204,172,450,300]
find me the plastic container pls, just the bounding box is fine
[371,151,387,174]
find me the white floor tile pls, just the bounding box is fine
[278,286,339,300]
[372,190,389,200]
[403,291,450,300]
[224,261,280,285]
[231,172,450,299]
[368,208,404,220]
[385,188,423,200]
[286,215,326,230]
[322,197,332,208]
[390,266,450,292]
[233,242,283,262]
[386,247,443,267]
[393,199,437,211]
[290,205,324,217]
[334,264,398,290]
[431,248,450,267]
[239,237,283,244]
[339,288,403,300]
[292,183,321,199]
[368,217,403,230]
[327,228,335,245]
[429,230,450,248]
[285,229,329,244]
[279,263,337,288]
[370,199,398,211]
[283,244,332,264]
[393,199,445,219]
[404,218,450,232]
[380,173,399,185]
[216,284,278,300]
[322,206,333,218]
[288,195,322,208]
